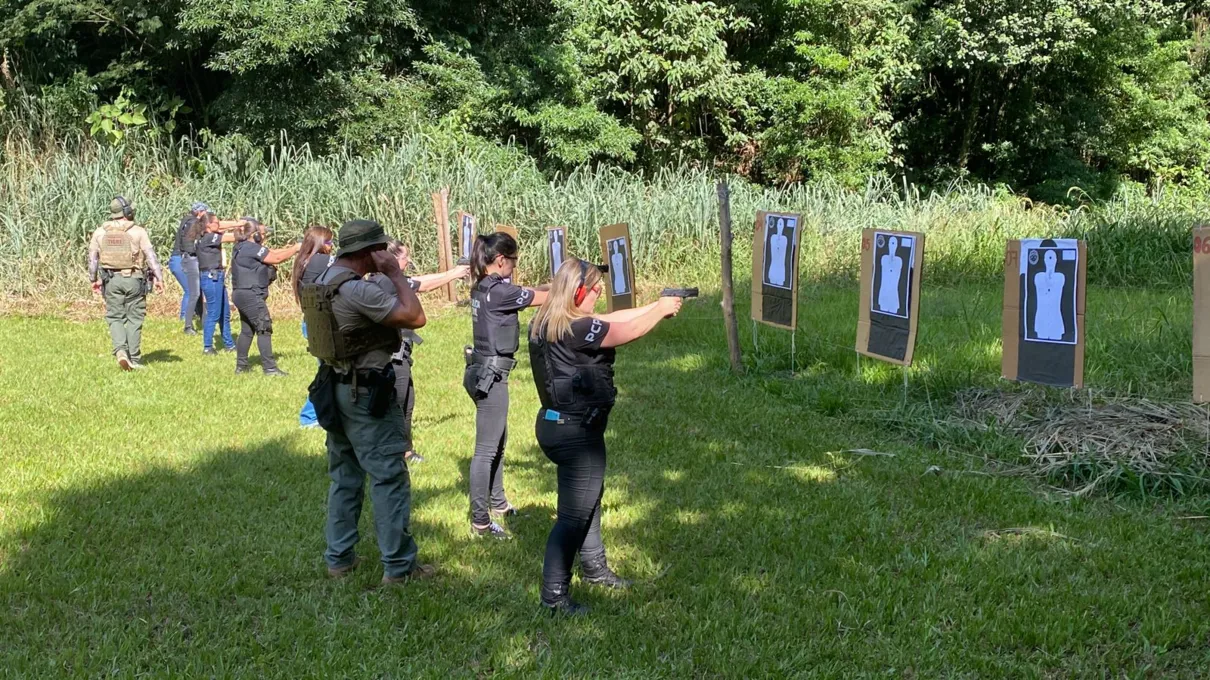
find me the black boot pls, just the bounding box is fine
[540,581,589,616]
[580,553,632,590]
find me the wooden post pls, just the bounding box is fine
[717,180,743,374]
[431,187,455,302]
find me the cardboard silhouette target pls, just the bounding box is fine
[598,223,635,312]
[494,224,521,282]
[547,226,568,278]
[456,212,477,261]
[857,229,924,365]
[751,211,803,330]
[1194,226,1210,402]
[1002,238,1086,388]
[495,224,519,241]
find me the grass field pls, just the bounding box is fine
[3,282,1210,677]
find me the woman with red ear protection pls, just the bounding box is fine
[527,258,682,615]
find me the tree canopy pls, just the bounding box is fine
[2,0,1207,201]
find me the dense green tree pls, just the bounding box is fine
[1,0,1208,199]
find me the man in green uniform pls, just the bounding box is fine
[87,196,164,371]
[301,219,433,584]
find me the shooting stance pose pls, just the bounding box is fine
[87,196,164,371]
[231,218,301,376]
[301,219,433,584]
[196,213,247,354]
[169,201,209,334]
[464,233,549,539]
[371,241,469,463]
[528,258,683,615]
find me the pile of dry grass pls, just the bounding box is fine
[948,388,1210,496]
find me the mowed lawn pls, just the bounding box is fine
[2,283,1209,677]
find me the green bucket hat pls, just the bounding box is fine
[336,219,390,257]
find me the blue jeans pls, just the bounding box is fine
[168,255,186,319]
[200,269,234,350]
[300,321,318,426]
[168,255,204,326]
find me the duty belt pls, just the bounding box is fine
[542,407,608,428]
[467,352,517,372]
[102,267,141,277]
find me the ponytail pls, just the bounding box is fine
[471,232,519,284]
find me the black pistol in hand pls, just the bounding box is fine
[660,287,699,299]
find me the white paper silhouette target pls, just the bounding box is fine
[606,237,631,295]
[460,214,476,259]
[870,232,914,319]
[548,228,565,276]
[762,215,798,290]
[1021,238,1078,345]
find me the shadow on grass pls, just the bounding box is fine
[141,349,182,364]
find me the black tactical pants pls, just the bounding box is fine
[535,411,608,589]
[465,369,511,526]
[393,359,416,452]
[232,288,278,372]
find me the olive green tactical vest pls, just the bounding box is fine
[301,270,402,362]
[98,220,139,270]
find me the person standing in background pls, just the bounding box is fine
[168,202,209,335]
[372,241,469,463]
[196,213,244,355]
[87,196,165,370]
[231,218,300,376]
[293,225,336,428]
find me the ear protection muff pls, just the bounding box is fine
[574,260,590,306]
[115,195,134,220]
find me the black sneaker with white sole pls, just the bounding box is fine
[472,522,511,540]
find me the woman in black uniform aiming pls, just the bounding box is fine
[465,233,548,539]
[528,258,682,614]
[230,218,300,376]
[379,241,469,463]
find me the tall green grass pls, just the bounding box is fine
[0,131,1204,298]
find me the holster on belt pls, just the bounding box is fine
[465,347,517,399]
[337,365,398,417]
[362,366,397,418]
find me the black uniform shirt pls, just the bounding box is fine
[173,215,198,256]
[232,240,271,293]
[301,253,334,285]
[197,232,224,271]
[550,317,615,369]
[471,274,535,356]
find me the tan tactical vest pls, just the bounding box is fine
[98,220,141,270]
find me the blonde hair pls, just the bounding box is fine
[530,258,602,343]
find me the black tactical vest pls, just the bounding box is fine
[232,240,271,291]
[197,232,223,271]
[301,271,402,362]
[471,276,520,356]
[528,331,617,415]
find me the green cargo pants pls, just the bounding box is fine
[102,273,146,359]
[324,380,418,578]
